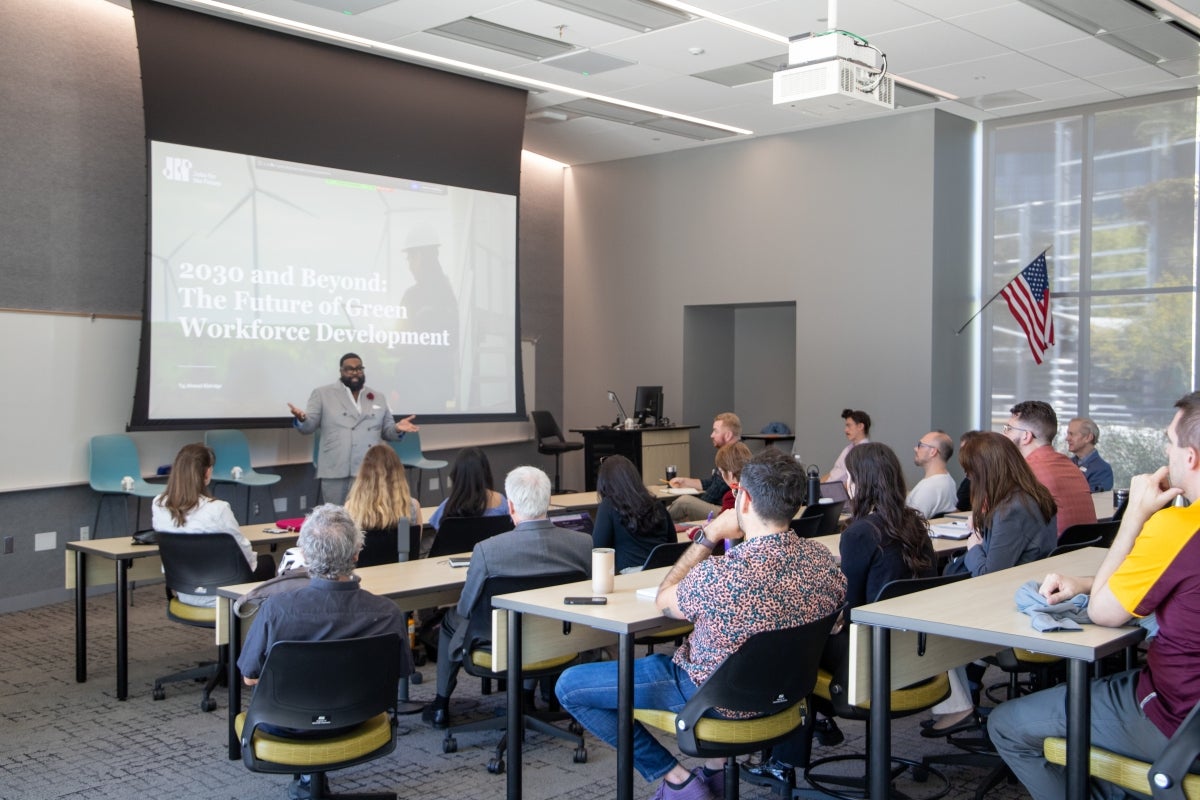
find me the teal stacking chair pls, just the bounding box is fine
[204,430,281,522]
[390,431,447,503]
[88,434,161,536]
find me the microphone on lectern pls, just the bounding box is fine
[607,390,628,427]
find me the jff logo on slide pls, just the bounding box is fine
[163,156,192,182]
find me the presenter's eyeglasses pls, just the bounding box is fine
[341,365,365,374]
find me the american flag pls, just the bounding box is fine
[1000,252,1054,365]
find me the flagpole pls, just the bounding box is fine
[955,247,1051,335]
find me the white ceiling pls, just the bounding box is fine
[161,0,1200,165]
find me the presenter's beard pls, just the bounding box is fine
[341,375,365,392]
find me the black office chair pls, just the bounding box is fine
[153,532,256,711]
[789,515,823,539]
[635,541,693,653]
[800,499,845,537]
[236,634,401,800]
[634,610,841,800]
[530,410,584,493]
[805,574,970,800]
[1058,519,1120,549]
[428,515,513,559]
[641,540,690,570]
[358,524,420,567]
[442,571,590,773]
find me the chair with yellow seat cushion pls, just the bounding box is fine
[1043,696,1200,800]
[805,574,969,800]
[633,609,840,800]
[236,633,402,800]
[153,532,255,711]
[441,570,590,773]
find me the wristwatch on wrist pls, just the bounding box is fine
[693,526,715,548]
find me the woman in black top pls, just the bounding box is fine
[593,455,675,572]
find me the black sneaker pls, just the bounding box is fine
[814,716,844,747]
[741,757,796,793]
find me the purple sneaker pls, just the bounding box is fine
[649,772,716,800]
[691,765,724,797]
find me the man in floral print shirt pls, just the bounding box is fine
[557,449,846,800]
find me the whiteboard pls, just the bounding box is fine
[0,310,535,492]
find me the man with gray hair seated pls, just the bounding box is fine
[1066,416,1114,492]
[237,504,413,800]
[422,465,593,729]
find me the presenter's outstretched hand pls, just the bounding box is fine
[287,403,306,422]
[396,415,419,434]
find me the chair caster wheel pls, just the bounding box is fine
[201,697,217,712]
[568,720,583,735]
[443,737,458,754]
[152,686,165,701]
[413,653,427,667]
[487,758,504,774]
[411,672,423,685]
[574,747,588,764]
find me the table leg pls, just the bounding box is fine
[228,604,242,760]
[75,551,88,683]
[1066,658,1090,800]
[506,609,523,800]
[617,632,633,800]
[868,626,892,800]
[116,559,129,700]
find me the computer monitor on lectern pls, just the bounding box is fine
[633,385,663,427]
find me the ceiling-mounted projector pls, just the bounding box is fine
[773,32,894,111]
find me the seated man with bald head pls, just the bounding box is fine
[907,430,958,519]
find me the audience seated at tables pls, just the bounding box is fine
[237,504,414,800]
[823,408,871,486]
[421,466,592,730]
[1004,400,1097,535]
[667,412,742,522]
[593,455,675,573]
[151,443,275,606]
[557,450,846,800]
[714,441,753,512]
[923,431,1057,737]
[344,444,422,563]
[990,391,1200,800]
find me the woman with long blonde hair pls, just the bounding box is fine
[344,444,422,564]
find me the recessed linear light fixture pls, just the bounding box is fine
[429,17,576,61]
[1018,0,1200,65]
[162,0,753,138]
[539,0,691,33]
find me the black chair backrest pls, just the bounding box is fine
[642,541,690,570]
[240,634,401,762]
[875,571,971,603]
[673,608,841,754]
[429,514,514,558]
[157,532,255,598]
[530,410,565,444]
[1051,537,1103,556]
[1150,697,1200,800]
[462,571,589,654]
[1058,519,1120,549]
[789,515,822,539]
[358,524,420,568]
[800,499,845,536]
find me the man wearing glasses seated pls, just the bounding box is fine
[1003,400,1096,536]
[907,430,959,519]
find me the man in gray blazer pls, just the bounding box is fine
[287,353,418,505]
[422,465,593,728]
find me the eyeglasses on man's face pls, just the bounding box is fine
[1001,423,1031,437]
[915,441,938,452]
[341,365,365,374]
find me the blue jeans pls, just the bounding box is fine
[555,653,699,783]
[989,669,1169,800]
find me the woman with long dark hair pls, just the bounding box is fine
[152,443,275,605]
[923,431,1057,735]
[594,455,675,572]
[427,446,508,530]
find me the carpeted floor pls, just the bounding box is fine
[0,583,1033,800]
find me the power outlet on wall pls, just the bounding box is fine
[252,502,260,517]
[80,526,91,541]
[3,537,13,555]
[300,495,307,510]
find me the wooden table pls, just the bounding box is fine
[850,548,1144,800]
[217,555,470,759]
[492,568,673,800]
[64,524,297,700]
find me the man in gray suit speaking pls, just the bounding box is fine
[421,465,593,729]
[288,352,418,505]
